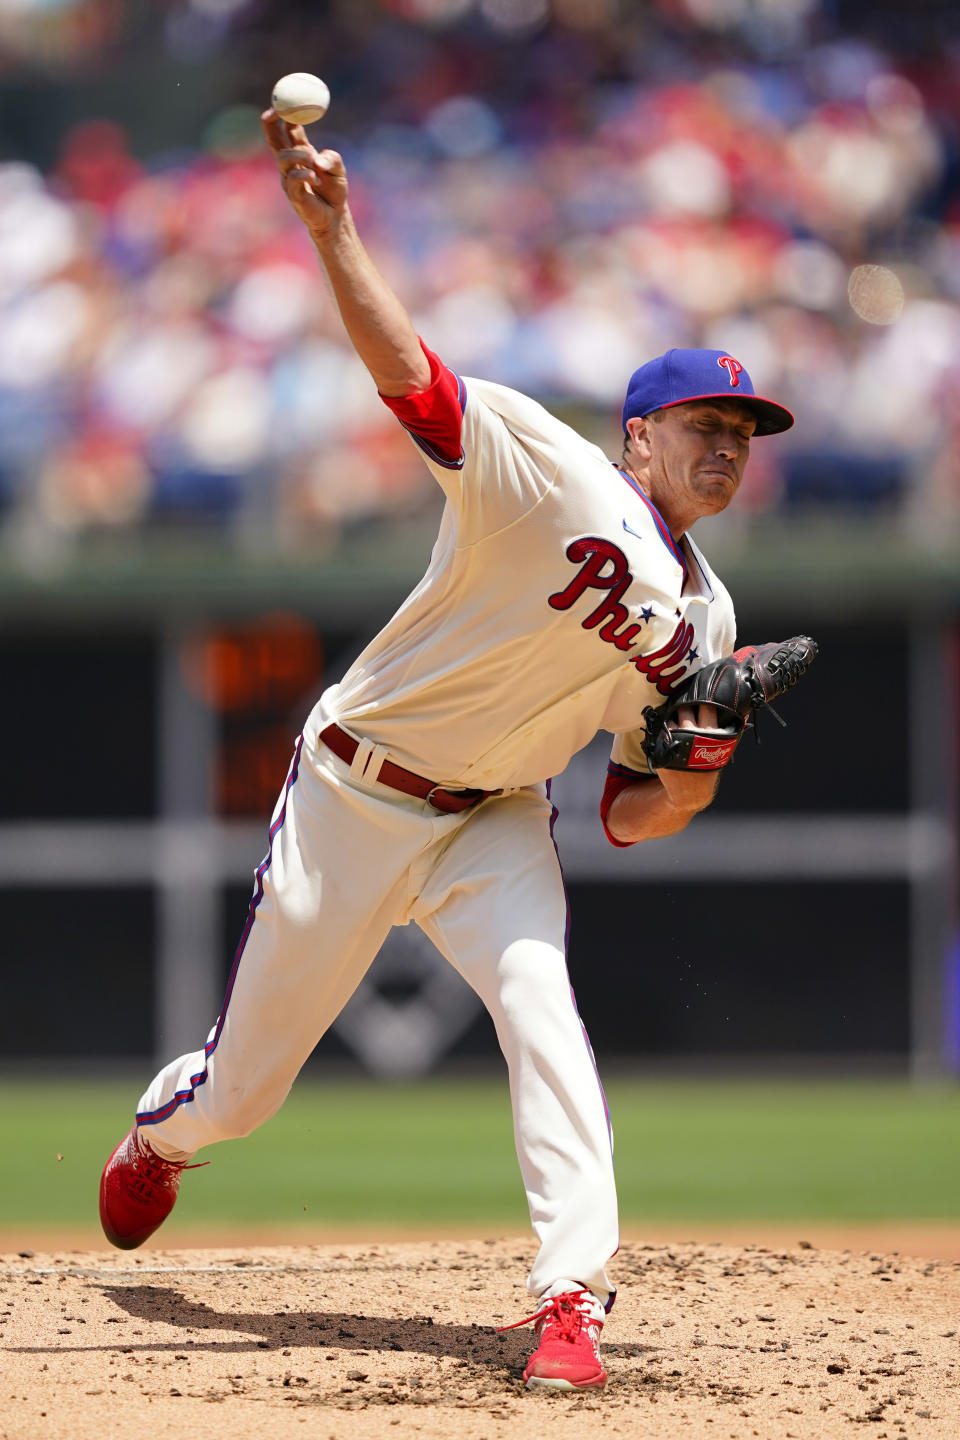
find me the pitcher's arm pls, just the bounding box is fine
[262,109,430,397]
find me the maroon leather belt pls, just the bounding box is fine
[319,723,499,814]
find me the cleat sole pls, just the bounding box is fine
[526,1374,607,1391]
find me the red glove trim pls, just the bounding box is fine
[379,341,466,469]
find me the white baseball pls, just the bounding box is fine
[271,73,331,126]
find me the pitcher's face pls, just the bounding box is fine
[630,399,757,531]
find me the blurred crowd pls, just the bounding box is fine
[1,0,959,555]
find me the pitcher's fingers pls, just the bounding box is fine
[273,144,321,176]
[284,165,319,192]
[261,109,316,153]
[261,109,289,152]
[698,703,719,728]
[314,148,345,176]
[283,119,311,149]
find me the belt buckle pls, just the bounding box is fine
[425,785,456,811]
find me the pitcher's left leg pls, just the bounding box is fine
[413,788,618,1309]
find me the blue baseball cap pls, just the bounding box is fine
[622,348,794,436]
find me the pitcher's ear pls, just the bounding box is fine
[626,415,653,458]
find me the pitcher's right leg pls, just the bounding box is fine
[100,737,431,1247]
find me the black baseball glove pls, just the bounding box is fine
[641,635,819,772]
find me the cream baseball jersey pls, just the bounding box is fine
[313,342,736,803]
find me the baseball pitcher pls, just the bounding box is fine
[99,111,817,1392]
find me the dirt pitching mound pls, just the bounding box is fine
[2,1238,958,1439]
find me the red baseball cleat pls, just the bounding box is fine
[500,1287,607,1391]
[99,1126,205,1250]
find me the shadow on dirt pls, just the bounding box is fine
[107,1284,653,1363]
[8,1282,651,1367]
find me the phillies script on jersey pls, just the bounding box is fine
[548,536,696,695]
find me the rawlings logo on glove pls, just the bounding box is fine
[687,735,740,769]
[641,635,819,772]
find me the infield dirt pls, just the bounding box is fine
[2,1237,958,1440]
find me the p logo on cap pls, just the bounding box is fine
[717,355,743,387]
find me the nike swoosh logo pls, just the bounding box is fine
[622,518,644,541]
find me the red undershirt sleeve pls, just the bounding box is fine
[378,340,466,469]
[599,762,655,848]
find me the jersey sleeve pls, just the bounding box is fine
[379,338,558,546]
[379,341,466,471]
[598,731,656,848]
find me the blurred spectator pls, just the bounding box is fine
[0,0,957,551]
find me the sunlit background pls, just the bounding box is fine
[1,0,958,553]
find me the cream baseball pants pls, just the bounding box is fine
[136,718,618,1306]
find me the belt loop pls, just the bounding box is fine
[365,744,390,787]
[348,736,375,782]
